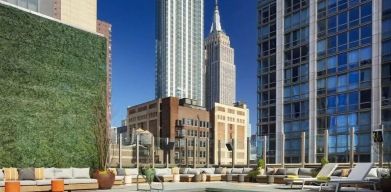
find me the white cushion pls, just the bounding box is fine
[226,168,232,174]
[0,181,4,187]
[367,168,378,178]
[231,168,243,174]
[36,180,51,186]
[124,176,132,184]
[155,168,171,176]
[44,168,55,179]
[54,168,73,179]
[115,176,124,181]
[125,168,138,176]
[180,174,195,178]
[243,168,253,174]
[20,180,36,186]
[200,168,215,174]
[0,169,3,181]
[72,168,90,179]
[67,179,97,184]
[187,169,200,175]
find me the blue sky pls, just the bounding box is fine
[98,0,258,134]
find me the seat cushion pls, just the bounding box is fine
[243,168,253,174]
[215,167,226,174]
[187,169,200,175]
[180,174,195,178]
[54,168,73,179]
[226,168,232,174]
[266,167,276,175]
[115,176,124,181]
[68,179,97,184]
[19,168,35,180]
[36,180,51,186]
[286,168,299,176]
[155,168,171,176]
[125,168,138,176]
[20,180,36,186]
[72,168,90,179]
[0,181,4,187]
[200,168,215,174]
[231,168,243,174]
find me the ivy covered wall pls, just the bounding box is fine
[0,4,107,168]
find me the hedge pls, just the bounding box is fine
[0,4,107,168]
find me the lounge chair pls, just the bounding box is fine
[320,163,375,192]
[284,163,338,189]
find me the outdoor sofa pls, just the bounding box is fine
[0,168,98,192]
[256,167,318,184]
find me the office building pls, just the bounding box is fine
[257,0,390,164]
[210,102,248,165]
[156,0,205,107]
[127,97,211,165]
[205,0,236,110]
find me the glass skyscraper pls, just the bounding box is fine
[257,0,391,164]
[156,0,205,107]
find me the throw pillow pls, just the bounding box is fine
[367,168,377,178]
[275,168,286,175]
[35,168,44,180]
[0,169,4,181]
[340,169,350,177]
[116,168,126,176]
[3,168,18,181]
[19,168,35,180]
[72,168,90,179]
[125,168,138,176]
[266,167,276,175]
[215,167,226,174]
[286,168,299,176]
[54,168,72,179]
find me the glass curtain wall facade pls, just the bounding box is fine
[257,0,277,163]
[156,0,205,107]
[258,0,389,164]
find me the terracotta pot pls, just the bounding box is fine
[94,170,115,189]
[380,178,391,192]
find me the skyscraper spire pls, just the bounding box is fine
[210,0,222,33]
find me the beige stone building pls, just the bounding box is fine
[211,102,248,165]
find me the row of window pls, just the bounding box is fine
[318,2,371,37]
[317,90,371,115]
[285,27,309,49]
[317,0,371,20]
[317,69,371,94]
[284,83,309,101]
[317,111,370,128]
[176,119,210,128]
[317,46,371,77]
[317,25,371,57]
[285,0,308,14]
[284,8,309,31]
[284,101,309,120]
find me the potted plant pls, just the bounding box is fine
[247,159,266,182]
[140,165,155,184]
[92,85,115,189]
[320,157,329,167]
[201,171,207,182]
[380,163,391,191]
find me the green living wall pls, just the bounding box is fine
[0,4,107,168]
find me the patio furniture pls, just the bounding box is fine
[284,163,338,189]
[193,174,201,182]
[155,168,174,182]
[320,163,375,192]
